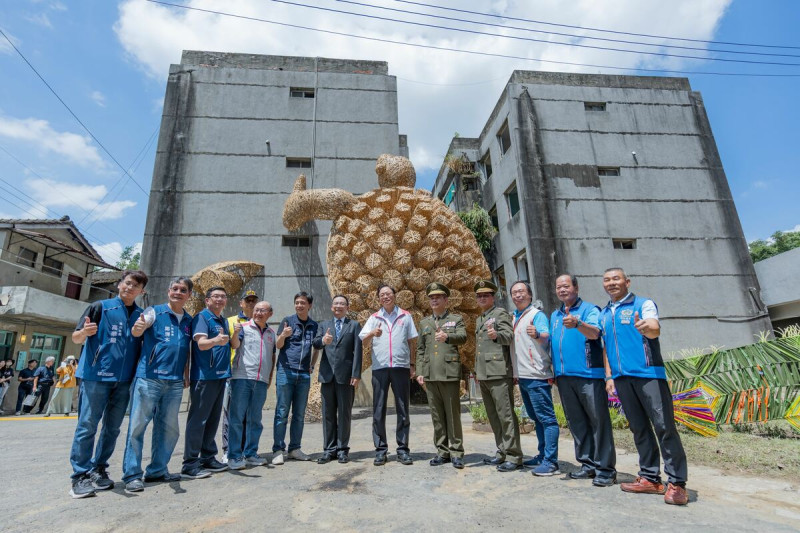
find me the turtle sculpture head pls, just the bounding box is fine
[282,154,416,231]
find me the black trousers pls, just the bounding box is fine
[615,376,687,485]
[557,375,616,479]
[24,384,52,413]
[321,381,355,454]
[183,379,226,469]
[372,367,411,454]
[16,384,33,413]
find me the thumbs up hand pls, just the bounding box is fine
[435,327,448,343]
[132,314,147,335]
[233,321,243,335]
[373,323,383,338]
[487,321,497,340]
[562,313,579,329]
[323,327,333,345]
[634,311,652,336]
[83,316,98,337]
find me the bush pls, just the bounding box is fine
[468,402,488,424]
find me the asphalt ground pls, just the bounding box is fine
[2,406,798,532]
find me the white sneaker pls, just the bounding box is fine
[288,449,311,461]
[246,455,267,466]
[271,452,284,465]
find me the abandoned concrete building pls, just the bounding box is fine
[140,51,407,319]
[432,71,771,354]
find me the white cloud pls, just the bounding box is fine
[0,29,20,55]
[26,178,137,221]
[24,12,52,28]
[0,115,106,168]
[92,241,142,265]
[114,0,731,173]
[90,90,107,107]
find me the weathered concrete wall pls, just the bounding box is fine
[433,70,771,355]
[754,247,800,327]
[141,53,403,321]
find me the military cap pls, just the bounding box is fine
[474,279,498,294]
[426,282,450,297]
[242,290,258,300]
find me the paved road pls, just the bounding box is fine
[2,407,798,532]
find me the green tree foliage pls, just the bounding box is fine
[749,230,800,263]
[457,202,497,252]
[115,245,141,270]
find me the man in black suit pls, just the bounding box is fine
[312,295,363,464]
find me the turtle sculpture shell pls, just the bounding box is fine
[326,185,491,371]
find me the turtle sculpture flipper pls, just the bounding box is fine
[282,174,358,231]
[281,155,491,372]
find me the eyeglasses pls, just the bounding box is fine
[476,294,493,298]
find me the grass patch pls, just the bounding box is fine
[613,421,800,481]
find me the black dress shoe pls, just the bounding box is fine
[496,461,521,472]
[452,457,465,469]
[569,469,596,480]
[338,453,349,464]
[397,453,413,465]
[592,475,617,487]
[317,453,335,464]
[483,456,503,466]
[429,456,451,466]
[374,454,387,466]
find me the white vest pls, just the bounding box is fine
[513,308,554,380]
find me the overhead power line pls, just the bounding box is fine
[393,0,800,50]
[339,0,800,59]
[0,28,150,197]
[271,0,800,67]
[146,1,800,77]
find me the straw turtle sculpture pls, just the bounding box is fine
[282,154,491,372]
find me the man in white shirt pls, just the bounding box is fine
[359,284,418,466]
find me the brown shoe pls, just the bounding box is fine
[620,476,666,494]
[664,483,688,505]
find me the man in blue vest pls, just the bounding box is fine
[69,269,148,499]
[271,291,318,465]
[182,286,241,478]
[600,267,688,505]
[121,276,194,493]
[551,274,616,487]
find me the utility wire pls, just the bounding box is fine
[146,1,800,77]
[393,0,800,50]
[0,28,150,197]
[339,0,800,59]
[270,0,800,67]
[80,126,159,226]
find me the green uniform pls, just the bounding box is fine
[475,305,522,465]
[417,310,467,459]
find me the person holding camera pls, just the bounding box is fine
[44,356,78,417]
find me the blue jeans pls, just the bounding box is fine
[519,378,560,465]
[122,378,184,482]
[229,379,268,459]
[272,367,311,453]
[69,380,132,480]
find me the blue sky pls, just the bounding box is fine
[0,0,797,265]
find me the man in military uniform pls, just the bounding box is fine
[416,283,467,469]
[474,280,523,472]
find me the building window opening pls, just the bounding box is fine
[290,88,315,98]
[497,120,511,155]
[444,183,456,206]
[514,251,530,282]
[16,247,37,268]
[584,102,607,112]
[282,236,311,247]
[612,238,637,250]
[42,257,64,276]
[505,184,520,218]
[598,167,620,177]
[489,205,499,230]
[29,333,63,366]
[481,151,493,179]
[286,158,312,168]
